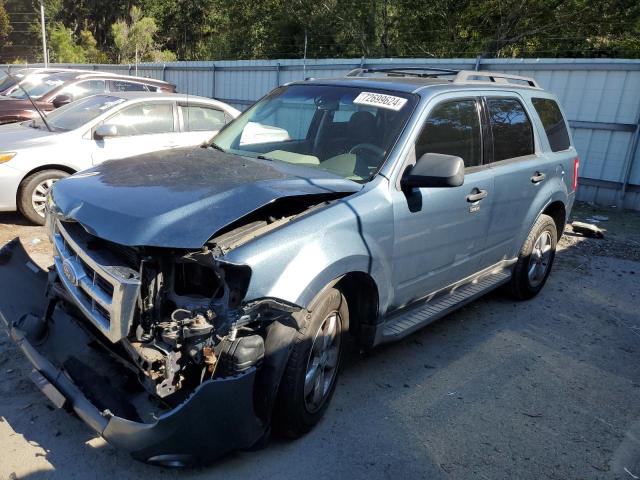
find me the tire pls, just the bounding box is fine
[275,287,348,437]
[508,214,558,300]
[18,170,69,225]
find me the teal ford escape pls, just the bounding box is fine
[0,68,578,465]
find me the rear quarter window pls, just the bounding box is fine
[531,98,571,152]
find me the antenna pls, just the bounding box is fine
[3,68,53,132]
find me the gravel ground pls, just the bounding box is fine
[0,204,639,480]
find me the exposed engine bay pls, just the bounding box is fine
[47,193,343,403]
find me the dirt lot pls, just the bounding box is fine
[0,203,639,480]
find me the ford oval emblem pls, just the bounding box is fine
[62,259,78,286]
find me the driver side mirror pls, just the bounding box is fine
[52,94,72,109]
[94,124,118,140]
[401,153,465,189]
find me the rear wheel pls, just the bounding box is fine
[508,214,558,300]
[18,169,69,225]
[275,287,347,437]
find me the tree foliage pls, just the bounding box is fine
[0,1,10,51]
[1,0,640,63]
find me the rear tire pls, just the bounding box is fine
[508,214,558,300]
[275,287,348,437]
[18,169,68,225]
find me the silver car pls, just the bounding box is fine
[0,92,240,223]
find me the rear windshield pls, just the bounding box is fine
[531,98,570,152]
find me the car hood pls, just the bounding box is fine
[51,147,363,249]
[0,96,51,112]
[0,122,56,148]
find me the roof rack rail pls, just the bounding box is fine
[346,67,460,78]
[453,70,540,88]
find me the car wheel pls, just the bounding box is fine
[275,287,347,437]
[508,213,558,300]
[18,170,69,225]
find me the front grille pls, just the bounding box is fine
[53,221,141,343]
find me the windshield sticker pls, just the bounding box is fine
[353,92,407,111]
[99,99,126,110]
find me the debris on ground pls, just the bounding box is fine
[571,221,605,239]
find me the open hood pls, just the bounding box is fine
[51,147,362,249]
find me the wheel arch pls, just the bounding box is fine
[541,200,567,238]
[16,164,76,198]
[334,271,379,345]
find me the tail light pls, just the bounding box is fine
[572,157,579,192]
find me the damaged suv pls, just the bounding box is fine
[0,68,578,466]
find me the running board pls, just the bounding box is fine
[379,269,511,343]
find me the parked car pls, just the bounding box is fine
[0,92,239,224]
[0,69,176,124]
[0,69,578,466]
[0,67,89,96]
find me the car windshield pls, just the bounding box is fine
[36,95,126,131]
[0,68,30,92]
[213,84,417,182]
[7,72,76,99]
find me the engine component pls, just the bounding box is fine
[217,335,265,376]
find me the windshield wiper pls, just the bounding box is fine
[256,155,275,161]
[208,142,226,153]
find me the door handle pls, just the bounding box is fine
[466,188,488,202]
[531,171,546,183]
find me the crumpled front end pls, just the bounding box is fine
[0,237,299,465]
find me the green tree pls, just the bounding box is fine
[49,23,86,62]
[113,6,172,63]
[0,1,10,50]
[79,29,108,63]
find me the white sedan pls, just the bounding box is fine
[0,92,240,224]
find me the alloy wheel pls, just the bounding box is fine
[304,311,341,413]
[528,230,553,287]
[31,178,56,218]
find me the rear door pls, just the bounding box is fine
[482,94,552,263]
[90,101,179,164]
[390,95,495,309]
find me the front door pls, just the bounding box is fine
[390,97,495,310]
[90,101,179,165]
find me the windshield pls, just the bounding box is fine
[7,72,76,99]
[213,84,417,182]
[38,95,126,131]
[0,68,31,93]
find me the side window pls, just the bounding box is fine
[109,80,148,92]
[487,98,534,161]
[61,80,106,100]
[415,99,482,168]
[181,105,226,131]
[531,98,570,152]
[103,103,174,136]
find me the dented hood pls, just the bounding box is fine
[51,147,362,249]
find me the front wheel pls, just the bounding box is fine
[275,287,348,437]
[508,214,558,300]
[18,169,69,225]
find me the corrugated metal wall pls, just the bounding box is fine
[4,58,640,209]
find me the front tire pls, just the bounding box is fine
[275,287,348,437]
[18,169,69,225]
[508,214,558,300]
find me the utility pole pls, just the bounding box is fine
[40,0,48,67]
[302,31,308,79]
